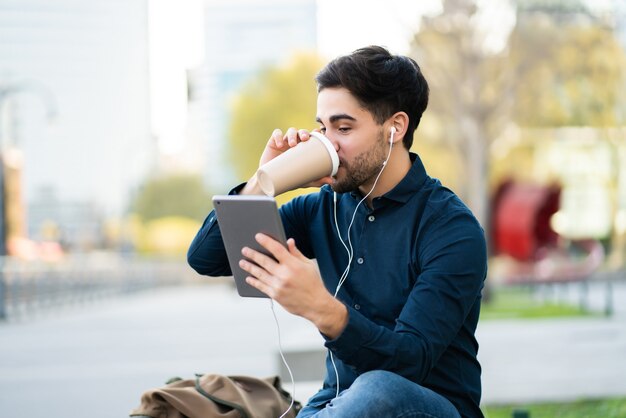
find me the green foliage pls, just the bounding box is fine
[480,286,591,320]
[137,216,201,257]
[413,1,626,139]
[228,53,325,181]
[409,0,626,223]
[131,174,212,222]
[509,19,626,127]
[483,397,626,418]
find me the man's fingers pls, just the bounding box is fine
[287,238,306,260]
[255,233,291,263]
[241,246,277,272]
[244,275,273,298]
[270,127,310,150]
[239,258,266,280]
[271,129,286,149]
[285,127,299,147]
[298,129,310,141]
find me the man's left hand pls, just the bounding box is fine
[239,234,348,338]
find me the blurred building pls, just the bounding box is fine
[28,186,104,251]
[0,0,154,250]
[187,0,317,192]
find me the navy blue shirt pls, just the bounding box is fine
[188,153,487,418]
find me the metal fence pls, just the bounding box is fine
[0,252,200,320]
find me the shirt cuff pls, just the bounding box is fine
[229,182,248,195]
[323,304,373,359]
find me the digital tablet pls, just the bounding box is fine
[212,195,287,298]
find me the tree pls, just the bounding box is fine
[410,0,515,226]
[131,174,212,222]
[409,0,626,227]
[228,53,325,183]
[509,14,626,127]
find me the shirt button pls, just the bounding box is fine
[357,257,364,264]
[354,304,361,310]
[368,215,375,222]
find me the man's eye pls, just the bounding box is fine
[319,126,326,134]
[338,127,350,133]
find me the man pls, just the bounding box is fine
[188,45,487,418]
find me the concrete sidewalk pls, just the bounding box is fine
[478,315,626,404]
[479,278,626,404]
[0,279,624,418]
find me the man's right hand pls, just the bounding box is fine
[259,127,311,166]
[242,127,334,195]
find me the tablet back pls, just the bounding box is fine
[212,195,287,298]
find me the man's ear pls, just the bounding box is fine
[388,112,409,144]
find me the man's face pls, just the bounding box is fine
[316,87,388,194]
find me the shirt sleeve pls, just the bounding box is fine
[324,209,487,383]
[186,184,246,276]
[187,185,318,276]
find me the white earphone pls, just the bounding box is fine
[383,127,396,167]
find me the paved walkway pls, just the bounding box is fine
[0,279,625,418]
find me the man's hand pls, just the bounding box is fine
[239,233,348,339]
[259,128,311,167]
[241,128,333,195]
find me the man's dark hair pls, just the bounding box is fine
[315,45,429,150]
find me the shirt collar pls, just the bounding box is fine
[382,152,429,203]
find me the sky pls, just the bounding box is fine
[316,0,440,57]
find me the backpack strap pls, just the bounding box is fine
[194,374,250,418]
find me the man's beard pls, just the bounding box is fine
[331,130,388,194]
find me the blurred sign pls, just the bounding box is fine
[535,129,615,239]
[0,148,26,255]
[0,155,5,255]
[492,180,561,261]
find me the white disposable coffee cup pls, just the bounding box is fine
[256,131,339,196]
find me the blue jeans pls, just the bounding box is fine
[296,370,461,418]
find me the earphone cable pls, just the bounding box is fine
[329,132,395,398]
[334,136,394,295]
[270,299,295,418]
